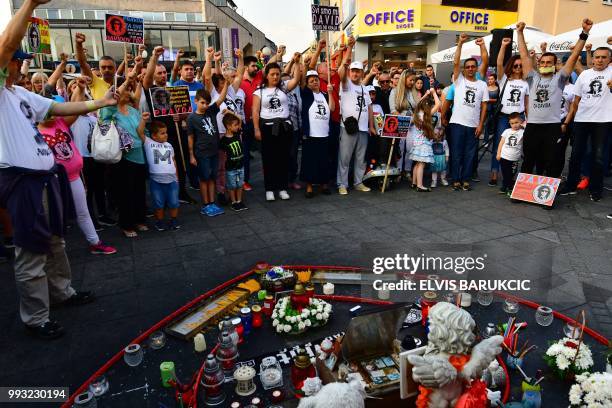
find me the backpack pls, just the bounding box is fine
[91,119,122,164]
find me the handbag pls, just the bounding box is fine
[91,118,122,164]
[492,77,508,122]
[343,85,364,135]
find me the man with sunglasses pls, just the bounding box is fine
[516,19,591,179]
[448,33,489,191]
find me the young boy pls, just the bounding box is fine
[496,112,524,195]
[219,111,248,211]
[144,121,180,230]
[187,82,229,217]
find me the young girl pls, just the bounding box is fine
[409,89,441,192]
[430,119,449,188]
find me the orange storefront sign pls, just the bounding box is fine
[510,173,561,207]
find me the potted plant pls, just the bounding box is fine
[544,337,593,381]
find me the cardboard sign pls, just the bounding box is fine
[381,115,412,138]
[149,86,193,117]
[26,17,51,55]
[510,173,560,206]
[312,5,340,31]
[105,13,144,44]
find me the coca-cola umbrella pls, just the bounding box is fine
[430,25,552,64]
[546,19,612,53]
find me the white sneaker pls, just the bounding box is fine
[441,179,449,186]
[354,183,371,192]
[431,179,437,188]
[279,190,290,200]
[266,191,275,201]
[338,186,348,195]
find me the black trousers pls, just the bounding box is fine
[500,158,518,190]
[566,121,612,196]
[549,119,573,178]
[261,122,291,191]
[82,157,108,219]
[116,159,147,230]
[521,123,561,176]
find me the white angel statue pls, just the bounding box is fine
[407,302,504,408]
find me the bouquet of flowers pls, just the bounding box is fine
[544,337,593,380]
[569,372,612,407]
[271,297,332,334]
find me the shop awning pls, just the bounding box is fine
[545,19,612,53]
[430,25,552,64]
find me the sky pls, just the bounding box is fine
[232,0,315,56]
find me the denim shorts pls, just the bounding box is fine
[149,180,179,209]
[196,155,218,181]
[225,167,244,190]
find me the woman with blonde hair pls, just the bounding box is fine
[389,70,420,178]
[31,53,69,98]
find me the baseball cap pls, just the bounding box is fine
[349,61,364,71]
[306,70,319,78]
[12,48,33,60]
[365,85,376,93]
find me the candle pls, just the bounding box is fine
[257,290,267,301]
[262,295,275,317]
[251,305,263,328]
[323,282,334,295]
[160,361,175,388]
[305,284,315,299]
[194,333,206,352]
[271,389,284,403]
[460,293,472,307]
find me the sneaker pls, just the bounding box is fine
[338,186,348,195]
[431,179,437,188]
[55,291,95,308]
[452,182,462,191]
[604,185,612,192]
[488,179,497,187]
[289,182,302,190]
[558,185,577,196]
[208,203,225,216]
[606,214,612,219]
[471,174,481,182]
[200,204,212,216]
[279,190,290,200]
[217,193,228,206]
[235,201,248,211]
[590,193,601,202]
[231,202,241,212]
[462,182,472,191]
[89,242,117,255]
[169,219,181,230]
[94,223,105,232]
[3,236,15,248]
[266,191,276,201]
[441,179,449,186]
[25,320,64,340]
[243,182,253,191]
[154,220,167,231]
[354,183,371,192]
[98,216,117,226]
[577,177,589,191]
[498,186,508,194]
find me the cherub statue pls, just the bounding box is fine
[407,302,504,408]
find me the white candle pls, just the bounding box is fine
[194,333,206,352]
[323,283,334,295]
[460,293,472,307]
[378,289,390,300]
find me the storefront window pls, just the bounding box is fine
[59,9,72,19]
[49,28,73,60]
[84,10,96,20]
[175,13,187,22]
[190,31,217,61]
[161,30,190,60]
[47,9,59,19]
[72,10,84,20]
[72,28,104,61]
[145,29,163,52]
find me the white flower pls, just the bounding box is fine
[279,310,285,318]
[298,322,305,330]
[296,315,302,322]
[305,319,312,326]
[284,324,292,332]
[302,309,310,317]
[316,313,323,320]
[272,319,279,327]
[322,312,329,320]
[324,304,332,313]
[271,311,278,319]
[276,325,283,333]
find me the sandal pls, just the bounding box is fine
[122,230,138,238]
[136,224,149,232]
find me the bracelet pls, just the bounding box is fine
[579,32,588,41]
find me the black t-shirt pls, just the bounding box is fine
[219,133,244,171]
[186,104,220,159]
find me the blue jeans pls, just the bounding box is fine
[491,113,524,172]
[567,122,611,195]
[226,167,245,190]
[449,123,478,183]
[149,180,179,209]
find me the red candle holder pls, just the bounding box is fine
[305,284,315,300]
[291,349,316,398]
[201,354,226,406]
[262,295,275,317]
[251,305,263,328]
[290,283,309,312]
[216,331,238,375]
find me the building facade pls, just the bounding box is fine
[518,0,612,35]
[10,0,274,67]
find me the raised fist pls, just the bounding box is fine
[347,36,356,47]
[292,52,301,63]
[154,46,164,57]
[234,48,243,58]
[540,42,547,53]
[213,51,222,61]
[327,84,334,92]
[75,32,86,44]
[475,37,485,46]
[582,18,593,33]
[177,49,185,58]
[516,22,526,32]
[585,43,592,51]
[458,33,468,44]
[501,38,511,46]
[134,55,143,65]
[277,45,286,56]
[141,111,151,122]
[318,39,327,51]
[59,52,69,62]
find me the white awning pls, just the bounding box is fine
[430,25,552,64]
[546,19,612,53]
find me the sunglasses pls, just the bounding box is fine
[379,80,391,83]
[513,64,522,68]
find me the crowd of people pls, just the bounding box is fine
[0,0,611,340]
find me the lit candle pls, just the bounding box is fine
[194,333,206,352]
[323,283,334,295]
[460,293,472,307]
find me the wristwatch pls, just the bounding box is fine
[579,31,589,41]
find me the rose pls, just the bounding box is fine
[272,319,278,327]
[305,319,311,326]
[284,325,292,333]
[316,313,323,320]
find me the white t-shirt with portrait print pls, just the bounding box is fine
[449,74,489,128]
[234,87,246,123]
[0,80,55,170]
[257,83,290,120]
[70,114,97,158]
[212,86,240,134]
[573,66,612,123]
[499,75,529,114]
[560,83,575,120]
[500,127,524,162]
[340,80,372,132]
[308,91,331,138]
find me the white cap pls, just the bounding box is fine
[306,70,319,78]
[365,85,376,93]
[349,61,364,70]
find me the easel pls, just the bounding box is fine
[381,117,412,193]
